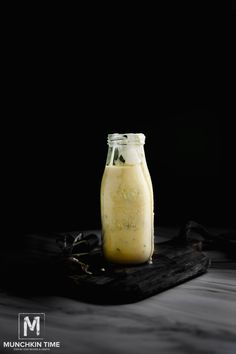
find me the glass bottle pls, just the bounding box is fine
[100,133,154,264]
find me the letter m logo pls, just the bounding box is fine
[18,313,45,339]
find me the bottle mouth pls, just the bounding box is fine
[108,133,145,145]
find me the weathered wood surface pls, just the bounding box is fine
[66,239,209,304]
[0,231,209,304]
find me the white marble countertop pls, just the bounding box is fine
[0,229,235,354]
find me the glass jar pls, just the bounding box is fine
[100,133,154,264]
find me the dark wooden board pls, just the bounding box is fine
[66,239,210,304]
[0,233,210,304]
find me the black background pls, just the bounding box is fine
[6,4,235,235]
[11,104,235,233]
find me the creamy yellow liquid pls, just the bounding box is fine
[101,163,154,264]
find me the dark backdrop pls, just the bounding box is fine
[10,103,235,234]
[6,4,235,234]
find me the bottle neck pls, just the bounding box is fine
[106,138,146,167]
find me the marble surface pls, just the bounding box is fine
[0,229,236,354]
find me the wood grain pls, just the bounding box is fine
[66,239,210,304]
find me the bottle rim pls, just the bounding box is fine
[107,133,145,145]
